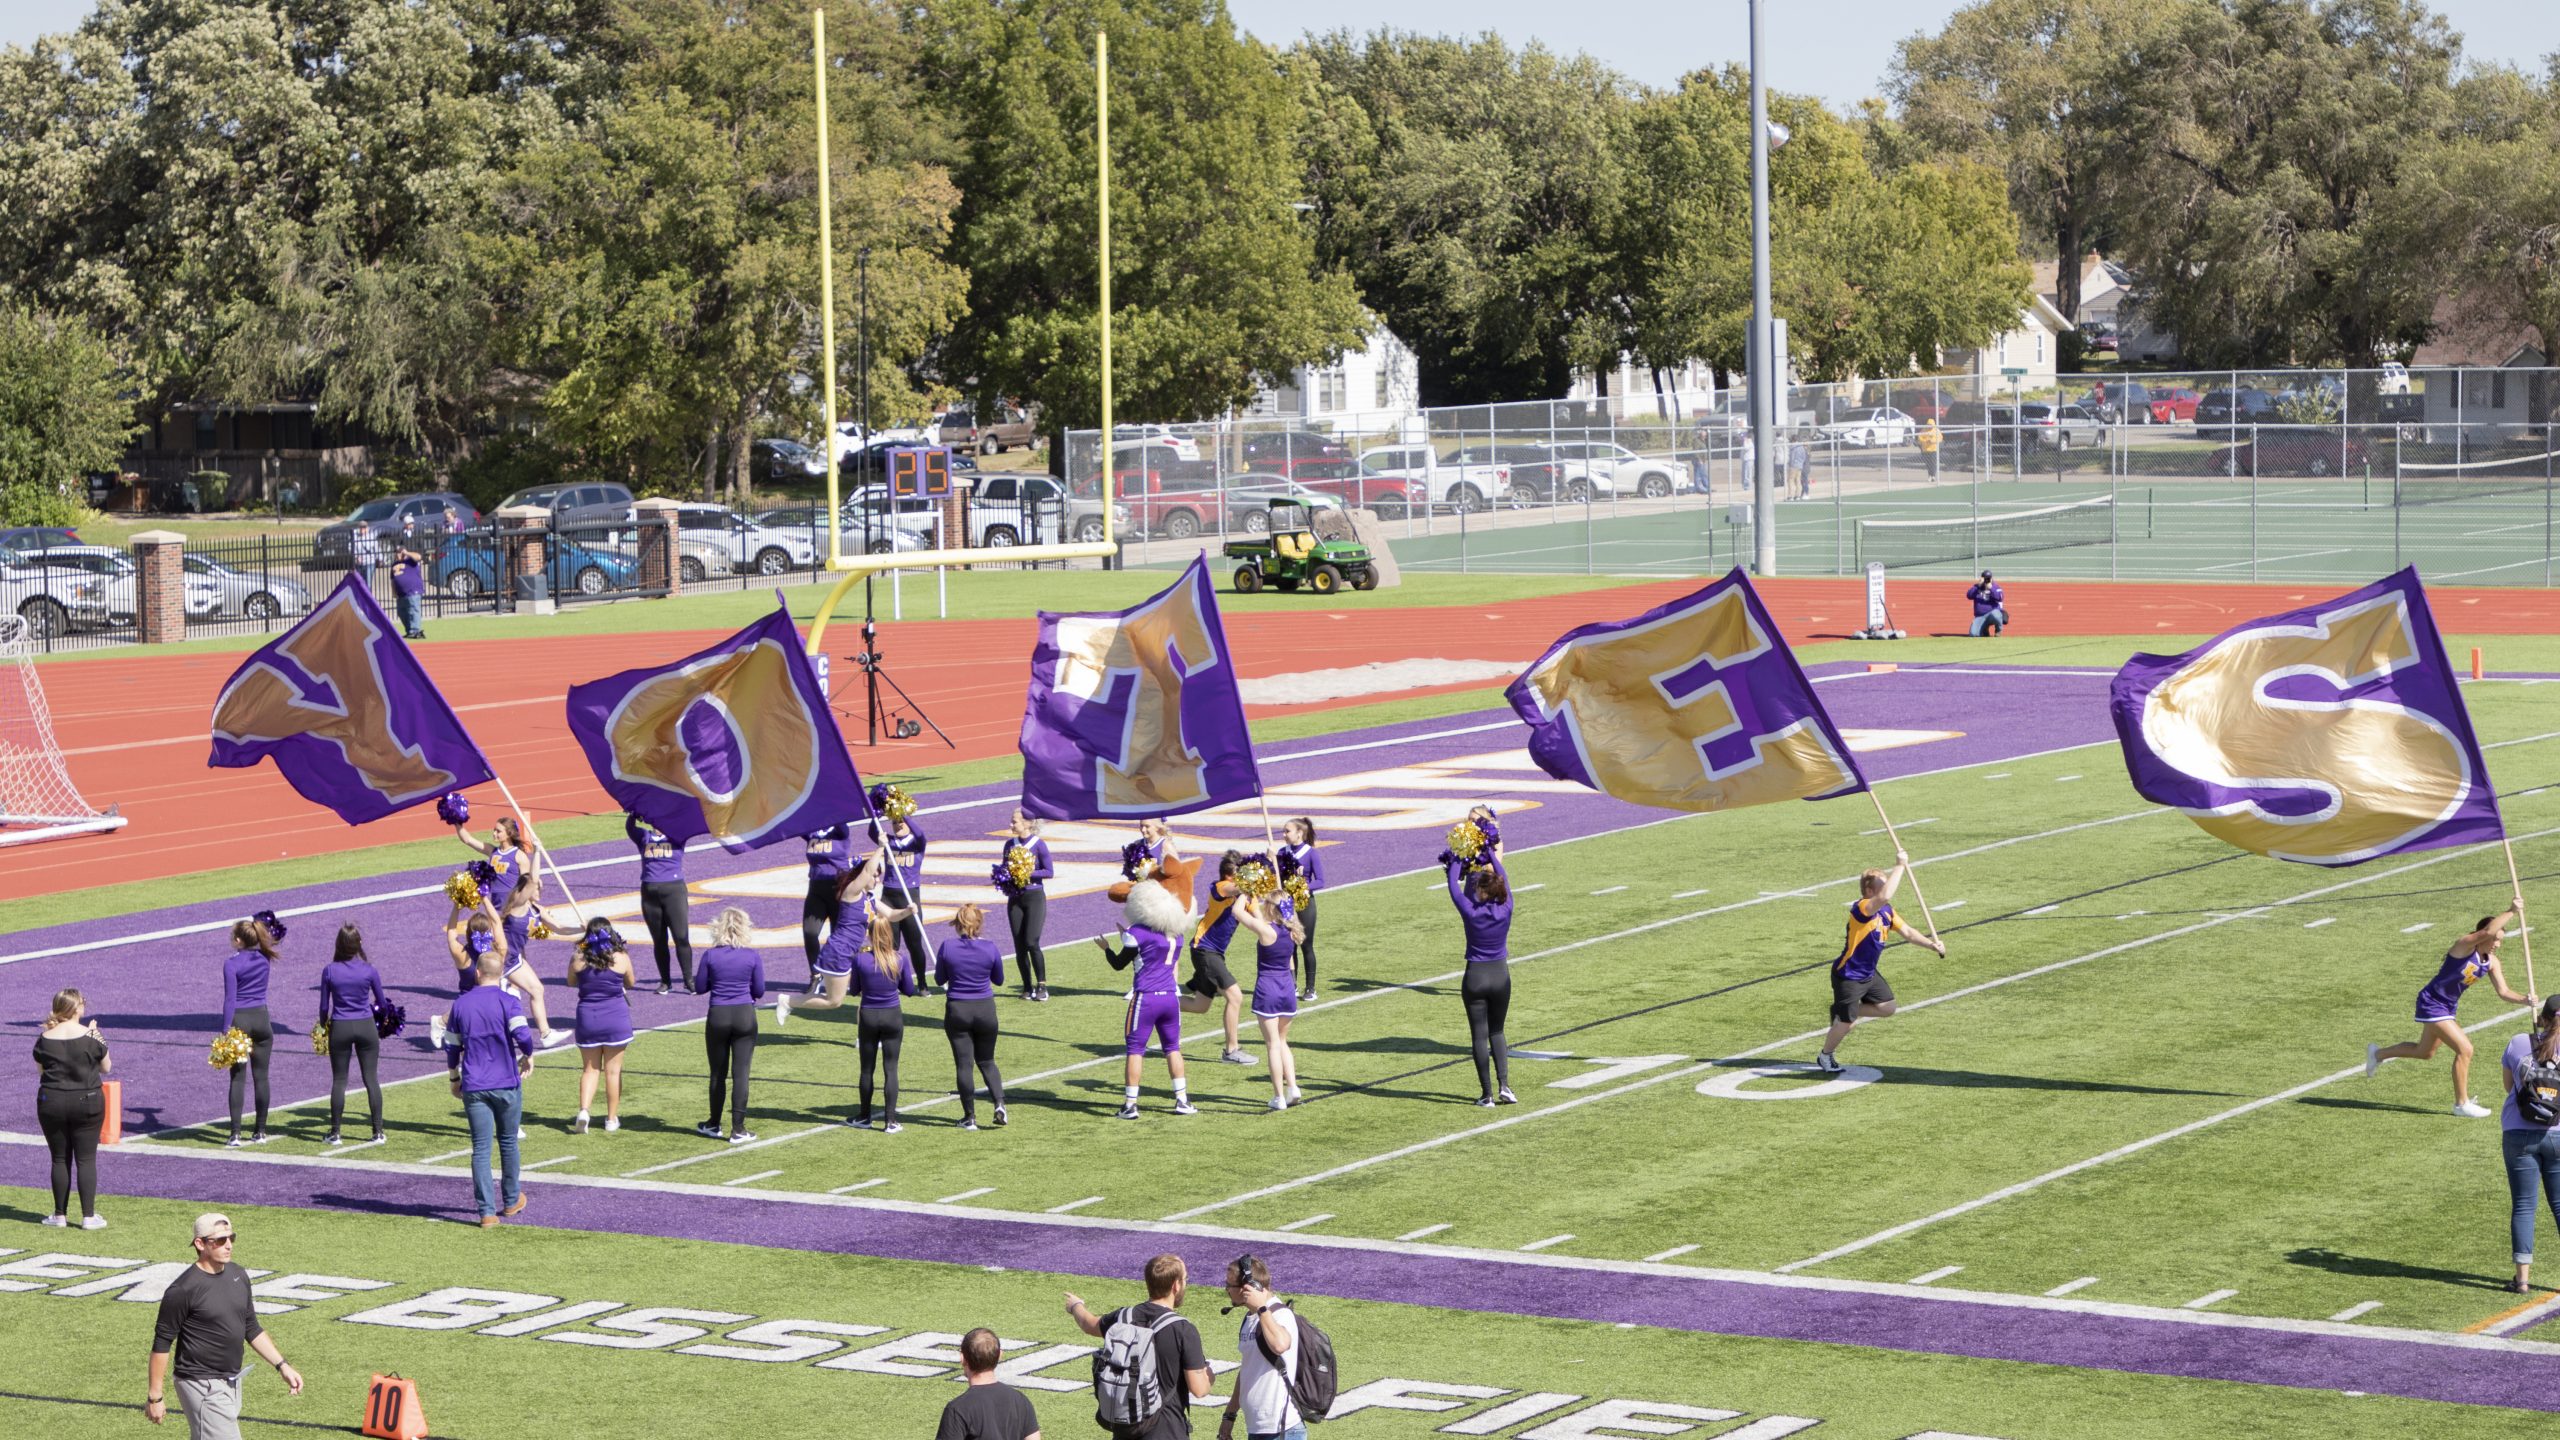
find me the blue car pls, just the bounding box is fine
[432,531,637,600]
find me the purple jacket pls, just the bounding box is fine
[1447,858,1514,964]
[442,986,535,1093]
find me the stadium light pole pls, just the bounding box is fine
[1748,0,1779,576]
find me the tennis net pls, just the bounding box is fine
[1853,497,2117,571]
[2393,449,2556,509]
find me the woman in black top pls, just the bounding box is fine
[34,986,112,1228]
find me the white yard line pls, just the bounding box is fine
[1047,1196,1106,1214]
[1672,889,1712,900]
[1861,818,1937,836]
[1643,1244,1699,1263]
[2184,1289,2239,1310]
[1275,1214,1335,1232]
[2332,1301,2383,1322]
[1591,886,1628,896]
[936,1187,996,1205]
[828,1179,886,1195]
[2304,917,2336,929]
[1909,1266,1964,1285]
[1517,1234,1575,1252]
[2403,923,2435,934]
[2045,1277,2099,1298]
[1397,1224,1453,1242]
[722,1170,784,1188]
[420,1148,470,1165]
[2481,1292,2560,1337]
[520,1155,577,1171]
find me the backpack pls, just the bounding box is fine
[1252,1302,1340,1424]
[1092,1308,1182,1432]
[2520,1045,2560,1126]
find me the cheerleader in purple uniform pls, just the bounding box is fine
[568,920,638,1135]
[1001,809,1055,1000]
[2365,898,2531,1117]
[849,910,925,1131]
[801,822,853,984]
[1128,816,1181,878]
[779,852,912,1027]
[871,802,933,988]
[1238,893,1306,1111]
[1280,817,1326,1001]
[218,917,280,1147]
[452,815,566,1046]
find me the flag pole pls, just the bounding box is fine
[489,773,587,927]
[1865,788,1939,944]
[2504,837,2536,1000]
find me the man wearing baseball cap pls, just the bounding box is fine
[1966,571,2008,637]
[147,1213,303,1435]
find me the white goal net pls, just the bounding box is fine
[0,615,125,846]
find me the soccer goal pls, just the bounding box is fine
[0,615,125,846]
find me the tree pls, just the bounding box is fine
[924,0,1366,448]
[1783,161,2034,382]
[1889,0,2162,327]
[1292,31,1634,406]
[0,305,136,526]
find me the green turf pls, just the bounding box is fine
[0,1189,2534,1439]
[110,679,2560,1346]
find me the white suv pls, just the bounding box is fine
[1543,441,1686,497]
[674,503,816,577]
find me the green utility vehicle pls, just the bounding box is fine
[1222,499,1378,594]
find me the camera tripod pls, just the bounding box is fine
[849,617,952,749]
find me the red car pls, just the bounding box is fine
[1279,464,1426,519]
[2146,387,2202,424]
[2213,431,2369,477]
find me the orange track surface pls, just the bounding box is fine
[20,575,2560,903]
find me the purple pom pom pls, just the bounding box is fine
[1120,840,1148,879]
[1276,850,1301,881]
[373,1001,407,1040]
[254,909,287,943]
[468,859,498,888]
[1479,818,1502,847]
[436,792,470,826]
[465,928,493,957]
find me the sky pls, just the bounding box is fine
[2,0,2552,111]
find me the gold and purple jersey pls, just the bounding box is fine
[1836,898,1895,982]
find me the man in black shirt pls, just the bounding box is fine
[1066,1253,1210,1439]
[146,1213,303,1436]
[935,1327,1044,1440]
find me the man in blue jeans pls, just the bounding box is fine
[442,953,537,1227]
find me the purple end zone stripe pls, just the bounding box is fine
[0,671,2116,1139]
[56,1145,2560,1415]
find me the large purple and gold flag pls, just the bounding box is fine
[565,605,868,852]
[1018,555,1259,820]
[2110,568,2502,866]
[1507,568,1868,812]
[209,574,493,824]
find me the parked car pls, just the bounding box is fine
[1444,442,1605,502]
[2078,320,2121,353]
[1216,476,1349,534]
[432,531,638,600]
[673,503,815,577]
[840,494,945,550]
[936,404,1039,455]
[750,438,827,486]
[0,525,80,556]
[1816,408,1918,450]
[1543,440,1688,497]
[2144,387,2203,424]
[1280,467,1426,519]
[1935,405,2025,467]
[966,473,1067,546]
[2193,388,2280,435]
[16,545,219,625]
[1111,424,1202,463]
[1355,445,1512,513]
[0,555,109,639]
[2377,361,2412,396]
[182,553,313,622]
[313,492,478,566]
[491,482,636,529]
[1239,430,1350,465]
[751,507,933,555]
[2080,380,2153,424]
[2213,431,2370,477]
[2018,402,2108,448]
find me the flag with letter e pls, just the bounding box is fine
[209,574,492,824]
[1506,567,1868,812]
[565,605,868,852]
[2109,567,2503,866]
[1018,555,1259,820]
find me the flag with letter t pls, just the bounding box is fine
[1506,567,1868,813]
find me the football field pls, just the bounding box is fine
[6,655,2560,1436]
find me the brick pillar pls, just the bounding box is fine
[131,530,187,644]
[633,497,681,596]
[940,481,972,562]
[495,506,547,608]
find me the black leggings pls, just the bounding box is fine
[858,1008,905,1123]
[889,904,931,987]
[641,881,694,988]
[706,1004,758,1131]
[38,1088,102,1217]
[801,877,837,974]
[227,1007,273,1136]
[944,999,1005,1124]
[1007,891,1048,989]
[1296,895,1321,991]
[328,1027,383,1134]
[1462,963,1512,1098]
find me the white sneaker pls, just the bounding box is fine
[1288,1087,1303,1102]
[80,1215,106,1230]
[1267,1095,1287,1111]
[1171,1101,1198,1116]
[774,994,791,1029]
[572,1112,590,1135]
[2456,1100,2494,1118]
[2365,1043,2381,1079]
[604,1117,620,1133]
[39,1215,66,1228]
[541,1028,571,1049]
[429,1015,448,1050]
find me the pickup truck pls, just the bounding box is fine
[1074,472,1341,540]
[1355,445,1513,514]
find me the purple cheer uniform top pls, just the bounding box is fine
[935,937,1005,1001]
[1252,906,1300,1019]
[1283,842,1326,895]
[1130,836,1167,877]
[1194,882,1243,956]
[2414,948,2494,1024]
[318,959,388,1024]
[1002,836,1052,891]
[628,817,684,884]
[1447,858,1513,964]
[851,948,923,1009]
[220,950,271,1033]
[877,824,927,901]
[805,826,850,882]
[1836,898,1895,983]
[574,954,634,1048]
[814,891,874,976]
[1113,924,1183,1057]
[693,945,766,1007]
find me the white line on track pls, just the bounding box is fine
[2054,775,2082,783]
[2481,1293,2560,1337]
[1275,1214,1335,1232]
[1518,1234,1575,1252]
[1643,1244,1699,1263]
[723,1170,783,1188]
[2184,1289,2239,1310]
[1515,883,1546,893]
[2305,917,2336,929]
[829,1179,886,1194]
[520,1155,576,1171]
[2487,730,2560,752]
[318,1138,387,1156]
[1673,889,1711,900]
[1938,900,1966,910]
[421,1148,469,1164]
[936,1187,995,1204]
[1591,886,1628,896]
[2046,1277,2099,1297]
[2332,1301,2383,1322]
[2403,923,2436,933]
[1862,818,1937,836]
[1909,1266,1964,1285]
[1398,1224,1453,1241]
[1048,1197,1105,1214]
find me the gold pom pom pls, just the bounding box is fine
[1234,861,1278,899]
[1284,876,1312,912]
[445,871,482,909]
[1446,820,1487,861]
[1005,844,1037,889]
[531,913,555,941]
[208,1027,252,1069]
[309,1020,332,1056]
[879,785,918,824]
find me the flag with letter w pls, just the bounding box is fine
[2109,567,2502,866]
[1507,567,1868,812]
[1018,555,1259,820]
[209,574,493,824]
[565,604,868,852]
